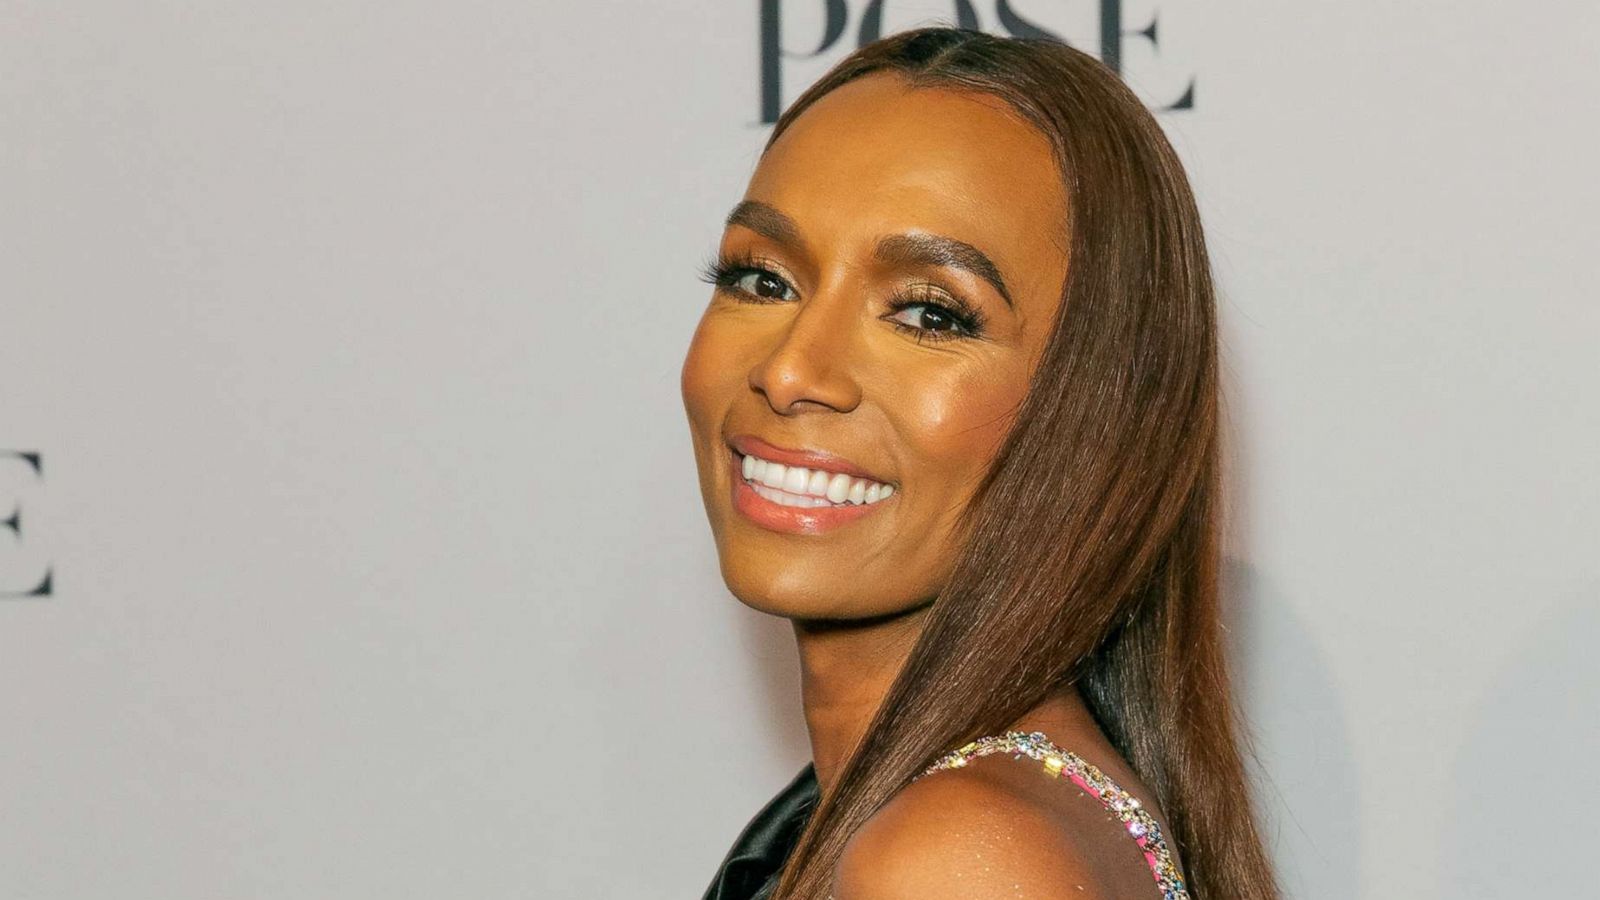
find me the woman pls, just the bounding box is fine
[682,26,1280,900]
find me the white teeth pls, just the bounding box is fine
[783,466,809,494]
[826,472,851,503]
[807,469,831,495]
[736,452,896,507]
[751,482,833,508]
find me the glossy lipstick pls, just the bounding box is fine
[727,435,896,535]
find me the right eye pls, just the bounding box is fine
[698,251,799,303]
[727,268,797,302]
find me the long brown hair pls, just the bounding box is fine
[760,27,1280,900]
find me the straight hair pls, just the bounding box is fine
[760,26,1280,900]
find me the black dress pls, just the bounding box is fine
[701,765,819,900]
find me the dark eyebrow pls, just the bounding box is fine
[725,200,802,248]
[873,233,1013,308]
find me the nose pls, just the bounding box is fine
[747,285,863,416]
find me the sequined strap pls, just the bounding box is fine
[916,730,1190,900]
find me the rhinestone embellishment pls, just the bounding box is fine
[916,731,1190,900]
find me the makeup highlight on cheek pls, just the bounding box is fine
[903,372,1031,510]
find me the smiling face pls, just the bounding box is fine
[681,71,1071,621]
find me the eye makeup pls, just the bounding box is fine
[698,249,988,342]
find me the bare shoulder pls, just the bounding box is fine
[833,755,1128,900]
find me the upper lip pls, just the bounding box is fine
[727,433,894,485]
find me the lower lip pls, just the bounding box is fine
[729,454,894,535]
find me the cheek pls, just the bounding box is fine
[898,361,1031,497]
[680,312,744,437]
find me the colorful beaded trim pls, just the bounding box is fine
[917,731,1190,900]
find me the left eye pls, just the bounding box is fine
[887,302,972,336]
[731,269,796,301]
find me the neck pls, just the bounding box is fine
[792,605,929,794]
[791,608,1115,798]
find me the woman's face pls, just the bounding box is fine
[681,72,1070,621]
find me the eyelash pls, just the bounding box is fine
[696,250,988,343]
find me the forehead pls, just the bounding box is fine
[747,72,1068,297]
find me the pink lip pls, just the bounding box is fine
[729,475,892,536]
[724,435,896,536]
[726,434,893,485]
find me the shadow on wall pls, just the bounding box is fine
[1228,559,1362,900]
[1441,580,1600,899]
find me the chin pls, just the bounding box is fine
[720,559,838,619]
[717,557,924,623]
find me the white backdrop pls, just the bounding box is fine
[2,2,1596,898]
